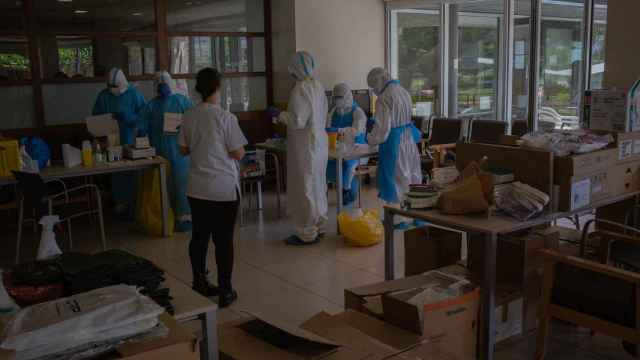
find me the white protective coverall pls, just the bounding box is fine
[278,51,329,243]
[366,68,422,204]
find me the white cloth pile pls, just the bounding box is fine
[521,130,614,156]
[0,285,164,360]
[495,182,550,221]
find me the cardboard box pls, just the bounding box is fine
[381,283,479,359]
[301,311,464,360]
[614,132,640,163]
[556,170,611,211]
[586,89,631,132]
[608,161,640,197]
[115,314,199,360]
[404,227,462,277]
[345,269,478,359]
[554,148,617,183]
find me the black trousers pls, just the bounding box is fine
[188,196,239,291]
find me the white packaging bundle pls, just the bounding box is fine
[1,285,164,360]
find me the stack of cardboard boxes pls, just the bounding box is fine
[554,132,640,211]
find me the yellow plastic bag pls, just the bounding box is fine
[338,209,383,247]
[0,140,20,177]
[136,167,174,237]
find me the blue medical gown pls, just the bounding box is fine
[92,85,146,209]
[141,94,193,221]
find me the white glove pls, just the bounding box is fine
[339,127,358,143]
[277,111,293,125]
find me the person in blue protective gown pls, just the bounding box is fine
[326,83,367,206]
[93,68,146,216]
[141,71,194,232]
[366,68,422,228]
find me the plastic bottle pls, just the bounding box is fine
[37,215,62,260]
[82,140,93,167]
[94,142,104,164]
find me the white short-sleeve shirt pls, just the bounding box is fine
[178,103,248,201]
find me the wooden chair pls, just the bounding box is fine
[468,120,507,144]
[537,248,640,359]
[538,220,640,360]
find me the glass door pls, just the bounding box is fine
[449,1,504,121]
[390,7,441,118]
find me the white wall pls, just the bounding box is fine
[294,0,386,92]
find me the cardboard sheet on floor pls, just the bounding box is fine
[218,313,372,360]
[301,311,463,360]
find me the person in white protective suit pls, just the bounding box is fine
[278,51,329,245]
[326,83,368,206]
[366,68,422,227]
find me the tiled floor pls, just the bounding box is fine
[0,184,634,359]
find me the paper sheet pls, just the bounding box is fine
[163,113,183,133]
[86,114,119,137]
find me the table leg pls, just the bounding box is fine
[158,162,170,237]
[336,156,343,216]
[384,207,395,280]
[199,310,219,360]
[480,232,497,360]
[270,153,282,218]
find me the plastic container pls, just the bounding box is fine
[327,131,338,152]
[0,140,20,176]
[81,140,93,167]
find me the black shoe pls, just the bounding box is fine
[219,289,238,308]
[192,274,220,298]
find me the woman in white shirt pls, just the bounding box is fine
[178,68,247,307]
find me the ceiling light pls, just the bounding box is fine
[132,12,142,16]
[58,0,73,3]
[74,9,88,14]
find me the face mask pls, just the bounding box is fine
[158,83,172,98]
[334,97,347,109]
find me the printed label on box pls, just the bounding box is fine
[620,140,633,160]
[571,178,591,210]
[634,140,640,155]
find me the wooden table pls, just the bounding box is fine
[164,274,219,360]
[0,158,171,237]
[383,191,640,360]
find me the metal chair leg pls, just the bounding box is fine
[15,197,24,264]
[95,187,107,251]
[67,219,73,251]
[257,181,263,210]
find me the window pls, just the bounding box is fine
[42,36,156,79]
[167,0,265,32]
[538,0,586,130]
[453,8,502,120]
[170,36,265,75]
[591,0,607,89]
[0,36,31,80]
[512,0,532,122]
[390,9,441,117]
